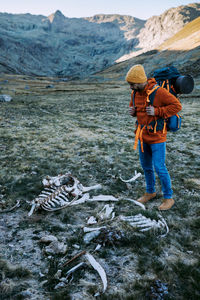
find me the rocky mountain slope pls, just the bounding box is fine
[158,16,200,51]
[0,3,199,78]
[0,11,144,78]
[88,15,200,83]
[117,2,200,61]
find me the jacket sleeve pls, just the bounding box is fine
[154,87,182,119]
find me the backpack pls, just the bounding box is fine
[153,66,182,132]
[131,81,181,135]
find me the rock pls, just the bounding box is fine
[45,84,54,88]
[0,80,8,84]
[45,241,67,255]
[39,235,58,244]
[0,94,12,102]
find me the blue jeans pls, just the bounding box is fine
[139,142,173,199]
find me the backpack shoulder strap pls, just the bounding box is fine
[131,90,136,107]
[147,84,160,105]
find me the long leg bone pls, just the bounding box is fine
[89,195,118,202]
[83,226,107,233]
[81,184,102,193]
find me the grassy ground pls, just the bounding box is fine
[0,75,200,299]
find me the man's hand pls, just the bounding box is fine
[129,107,136,117]
[146,105,155,116]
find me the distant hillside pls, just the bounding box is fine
[0,11,144,78]
[90,22,200,83]
[158,16,200,50]
[116,2,200,62]
[0,3,199,78]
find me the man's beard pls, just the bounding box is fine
[134,87,143,92]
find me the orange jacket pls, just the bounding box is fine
[129,78,182,145]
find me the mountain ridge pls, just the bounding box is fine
[0,2,199,78]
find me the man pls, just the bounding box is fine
[126,64,182,210]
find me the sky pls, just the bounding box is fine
[0,0,199,20]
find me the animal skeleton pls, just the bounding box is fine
[120,213,169,236]
[28,173,118,216]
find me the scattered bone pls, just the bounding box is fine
[83,226,106,233]
[87,216,97,225]
[120,213,168,234]
[39,272,45,278]
[122,198,146,210]
[85,252,107,294]
[0,200,20,213]
[90,195,118,202]
[94,244,102,251]
[97,204,115,220]
[66,262,86,277]
[84,231,101,244]
[120,170,142,183]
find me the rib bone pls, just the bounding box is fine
[120,214,168,235]
[85,252,107,294]
[120,170,142,183]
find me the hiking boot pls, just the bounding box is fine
[137,192,156,204]
[158,198,175,210]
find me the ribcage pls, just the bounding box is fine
[34,185,76,211]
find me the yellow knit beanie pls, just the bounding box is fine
[126,64,147,83]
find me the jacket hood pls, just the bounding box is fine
[144,78,157,92]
